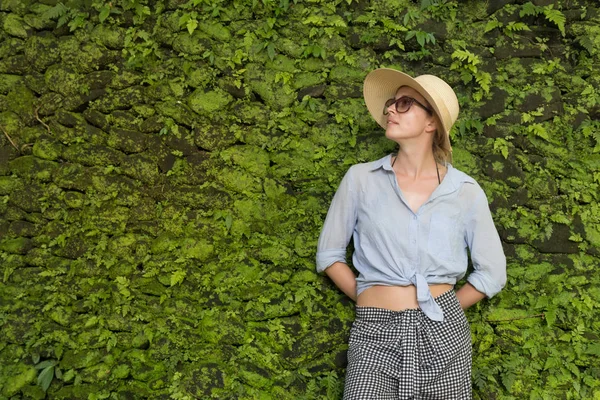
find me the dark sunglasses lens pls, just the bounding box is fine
[397,97,413,112]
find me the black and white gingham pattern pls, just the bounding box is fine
[343,290,472,399]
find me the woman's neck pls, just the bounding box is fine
[392,146,438,180]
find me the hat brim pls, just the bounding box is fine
[363,68,452,149]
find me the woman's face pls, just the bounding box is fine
[384,86,437,144]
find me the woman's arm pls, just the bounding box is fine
[463,187,507,303]
[325,262,357,301]
[455,282,486,310]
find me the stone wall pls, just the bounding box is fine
[1,0,599,398]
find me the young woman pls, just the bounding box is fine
[316,68,506,399]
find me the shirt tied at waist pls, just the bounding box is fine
[411,273,445,322]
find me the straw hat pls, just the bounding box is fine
[363,68,459,150]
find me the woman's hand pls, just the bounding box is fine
[325,262,358,301]
[455,282,486,310]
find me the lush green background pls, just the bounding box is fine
[1,0,599,398]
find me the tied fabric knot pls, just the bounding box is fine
[411,273,444,322]
[417,312,438,368]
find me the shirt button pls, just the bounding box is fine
[413,216,417,220]
[412,239,416,244]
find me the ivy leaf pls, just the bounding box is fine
[225,214,233,231]
[99,6,110,23]
[37,365,55,392]
[416,31,426,47]
[35,360,56,370]
[267,42,276,60]
[186,18,198,35]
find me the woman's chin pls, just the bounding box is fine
[385,127,403,140]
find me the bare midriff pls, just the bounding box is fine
[356,284,454,311]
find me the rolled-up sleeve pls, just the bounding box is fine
[464,188,507,297]
[316,167,357,273]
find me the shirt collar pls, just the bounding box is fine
[368,154,394,172]
[369,154,475,195]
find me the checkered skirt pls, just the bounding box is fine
[343,290,472,399]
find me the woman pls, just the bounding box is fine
[316,68,506,399]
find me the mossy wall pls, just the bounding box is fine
[1,0,600,398]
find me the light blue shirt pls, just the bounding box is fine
[316,154,507,321]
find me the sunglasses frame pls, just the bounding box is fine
[383,96,433,115]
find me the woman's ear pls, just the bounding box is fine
[425,116,438,134]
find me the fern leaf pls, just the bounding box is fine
[42,2,68,20]
[578,36,594,55]
[520,2,540,17]
[544,8,566,36]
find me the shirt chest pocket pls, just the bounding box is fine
[428,212,459,260]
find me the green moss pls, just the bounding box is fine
[1,363,36,396]
[107,128,148,153]
[8,156,58,181]
[120,154,160,184]
[173,31,210,55]
[126,351,167,382]
[62,144,124,167]
[32,140,63,161]
[194,122,237,151]
[244,65,296,109]
[112,363,131,379]
[199,21,231,41]
[3,14,28,39]
[0,74,22,94]
[292,71,325,90]
[19,384,46,400]
[279,38,304,58]
[63,191,85,208]
[220,145,270,177]
[133,104,155,118]
[23,7,55,30]
[188,88,233,114]
[179,238,214,261]
[187,65,213,88]
[5,84,35,117]
[266,54,296,73]
[0,176,23,195]
[44,64,81,97]
[452,147,480,175]
[90,24,126,49]
[24,34,60,70]
[217,169,263,193]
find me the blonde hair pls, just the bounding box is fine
[432,115,452,165]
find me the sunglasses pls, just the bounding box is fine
[383,96,433,115]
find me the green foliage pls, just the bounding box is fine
[35,359,57,392]
[42,2,90,32]
[1,0,599,398]
[520,2,566,36]
[450,43,491,101]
